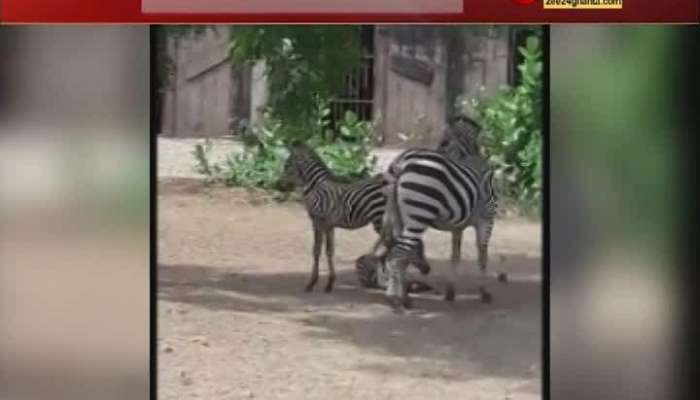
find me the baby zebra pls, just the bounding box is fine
[279,143,429,293]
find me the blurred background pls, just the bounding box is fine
[550,26,696,400]
[0,25,696,400]
[0,27,149,400]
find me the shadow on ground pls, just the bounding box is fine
[159,256,541,383]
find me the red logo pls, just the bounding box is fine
[513,0,535,4]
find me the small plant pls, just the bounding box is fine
[192,138,222,183]
[314,109,377,180]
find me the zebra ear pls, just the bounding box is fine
[470,122,482,138]
[287,139,305,154]
[448,114,464,126]
[452,114,482,138]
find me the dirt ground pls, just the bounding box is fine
[158,179,542,400]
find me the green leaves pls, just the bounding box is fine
[475,34,543,214]
[179,26,373,197]
[198,99,377,196]
[316,110,377,179]
[229,26,363,134]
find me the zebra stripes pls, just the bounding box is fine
[358,115,490,294]
[381,146,498,309]
[279,143,429,293]
[279,116,496,309]
[436,115,483,164]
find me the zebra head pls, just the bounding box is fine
[437,115,482,162]
[278,143,330,191]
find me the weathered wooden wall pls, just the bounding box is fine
[458,29,512,115]
[160,27,250,137]
[373,26,511,148]
[373,26,448,148]
[159,26,514,144]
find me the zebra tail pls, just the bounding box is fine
[381,181,403,243]
[382,149,413,185]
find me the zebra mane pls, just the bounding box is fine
[436,117,494,179]
[448,114,482,133]
[437,115,482,162]
[462,153,492,175]
[288,142,333,176]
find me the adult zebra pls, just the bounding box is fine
[380,133,498,310]
[278,143,430,293]
[355,116,496,293]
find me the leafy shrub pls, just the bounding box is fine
[194,27,375,195]
[312,105,377,180]
[471,35,543,212]
[229,26,363,139]
[192,138,223,181]
[194,98,376,196]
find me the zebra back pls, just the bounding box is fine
[384,148,496,226]
[282,143,387,229]
[437,115,497,218]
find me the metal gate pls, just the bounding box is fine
[329,26,375,126]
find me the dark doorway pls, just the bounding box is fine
[329,26,375,127]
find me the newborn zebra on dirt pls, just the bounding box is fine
[278,143,430,293]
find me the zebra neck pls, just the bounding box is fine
[301,164,331,196]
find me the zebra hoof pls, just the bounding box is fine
[387,296,405,314]
[324,282,334,293]
[407,280,432,293]
[415,260,431,276]
[497,272,508,283]
[356,255,381,289]
[402,296,413,309]
[444,287,456,302]
[479,288,493,303]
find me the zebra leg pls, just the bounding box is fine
[324,229,336,293]
[385,251,411,312]
[475,219,494,303]
[369,218,390,257]
[410,239,431,275]
[445,229,463,302]
[305,226,323,292]
[369,236,387,258]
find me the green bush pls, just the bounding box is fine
[473,35,543,213]
[193,98,376,196]
[229,26,363,139]
[312,107,377,180]
[196,27,375,195]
